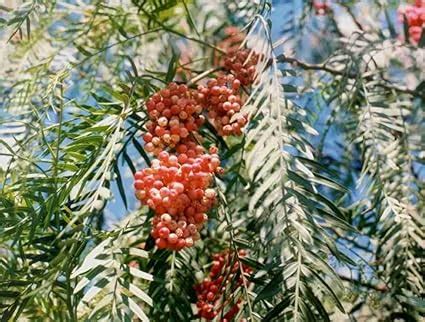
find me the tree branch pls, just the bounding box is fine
[339,3,364,32]
[276,55,425,99]
[338,274,389,293]
[187,67,223,86]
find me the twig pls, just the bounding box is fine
[339,3,364,32]
[72,28,162,67]
[338,274,388,293]
[328,10,345,38]
[187,67,223,86]
[139,7,226,54]
[276,54,425,99]
[169,251,176,292]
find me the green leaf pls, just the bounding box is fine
[262,296,291,322]
[123,150,136,174]
[125,55,139,78]
[75,44,93,56]
[307,267,345,313]
[128,283,153,306]
[25,16,30,39]
[165,52,178,83]
[397,294,425,312]
[240,256,263,271]
[182,0,200,37]
[132,137,151,166]
[0,291,20,297]
[114,161,128,209]
[126,295,150,322]
[402,14,411,44]
[303,285,330,322]
[254,273,283,303]
[282,84,298,93]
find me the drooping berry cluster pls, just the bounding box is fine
[200,26,260,137]
[138,82,222,250]
[143,83,205,156]
[398,0,425,44]
[135,30,259,250]
[135,146,221,250]
[196,75,248,136]
[195,250,251,321]
[195,48,258,136]
[223,48,259,86]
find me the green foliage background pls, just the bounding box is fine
[0,0,423,321]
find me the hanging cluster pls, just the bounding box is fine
[143,83,205,156]
[134,146,221,250]
[197,48,258,136]
[398,0,425,44]
[194,250,251,321]
[135,30,259,250]
[197,75,247,136]
[213,27,245,69]
[136,83,220,250]
[223,49,259,86]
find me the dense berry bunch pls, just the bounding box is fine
[144,82,205,155]
[195,28,258,137]
[398,0,425,44]
[207,31,259,137]
[135,29,259,250]
[223,48,259,86]
[134,148,220,250]
[195,250,251,321]
[138,83,222,250]
[197,74,248,136]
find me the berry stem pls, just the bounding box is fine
[187,67,224,86]
[169,250,176,292]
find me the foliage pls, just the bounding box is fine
[0,0,423,321]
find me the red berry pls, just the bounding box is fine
[168,233,178,244]
[156,238,167,249]
[158,227,170,238]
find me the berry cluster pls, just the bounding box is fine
[138,83,221,251]
[223,48,259,86]
[135,147,221,250]
[398,0,425,44]
[197,75,248,136]
[201,26,260,136]
[195,250,251,321]
[143,82,205,156]
[196,47,258,136]
[214,27,245,75]
[135,30,259,250]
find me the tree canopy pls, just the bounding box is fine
[0,1,423,321]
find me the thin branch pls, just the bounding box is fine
[217,193,255,322]
[139,7,226,54]
[339,3,364,32]
[276,54,425,99]
[338,274,388,293]
[72,28,162,67]
[328,10,345,38]
[186,67,223,86]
